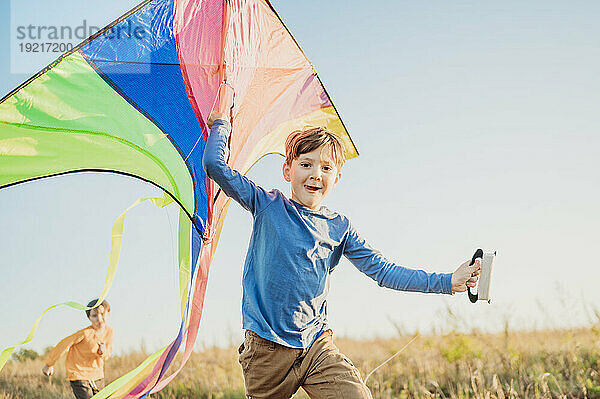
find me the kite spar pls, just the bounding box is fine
[0,0,358,396]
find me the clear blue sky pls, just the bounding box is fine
[1,0,599,355]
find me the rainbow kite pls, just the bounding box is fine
[0,0,357,397]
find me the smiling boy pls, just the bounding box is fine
[203,91,479,398]
[281,127,343,210]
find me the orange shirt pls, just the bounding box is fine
[45,325,113,381]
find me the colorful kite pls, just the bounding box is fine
[0,0,357,396]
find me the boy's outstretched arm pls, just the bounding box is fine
[343,223,480,295]
[41,330,85,376]
[343,224,454,294]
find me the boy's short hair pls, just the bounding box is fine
[285,127,346,168]
[86,299,110,318]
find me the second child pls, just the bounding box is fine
[42,299,113,399]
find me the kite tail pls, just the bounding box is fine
[0,195,174,373]
[109,202,230,398]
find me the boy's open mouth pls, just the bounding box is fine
[304,185,321,193]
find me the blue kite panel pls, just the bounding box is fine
[79,0,208,232]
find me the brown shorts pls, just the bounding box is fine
[238,330,372,399]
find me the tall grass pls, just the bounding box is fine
[2,325,600,398]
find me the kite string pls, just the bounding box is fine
[183,81,233,162]
[364,334,419,384]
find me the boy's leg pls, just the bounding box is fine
[69,380,94,399]
[238,330,303,398]
[300,331,372,399]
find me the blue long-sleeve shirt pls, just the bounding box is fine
[203,119,453,348]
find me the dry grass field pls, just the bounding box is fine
[2,325,600,398]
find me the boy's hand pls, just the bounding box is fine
[42,365,54,376]
[451,259,481,293]
[207,83,235,129]
[207,111,228,130]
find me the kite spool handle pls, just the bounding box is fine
[468,248,483,303]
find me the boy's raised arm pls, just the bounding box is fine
[202,115,273,215]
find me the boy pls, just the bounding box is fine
[42,299,113,399]
[203,91,480,398]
